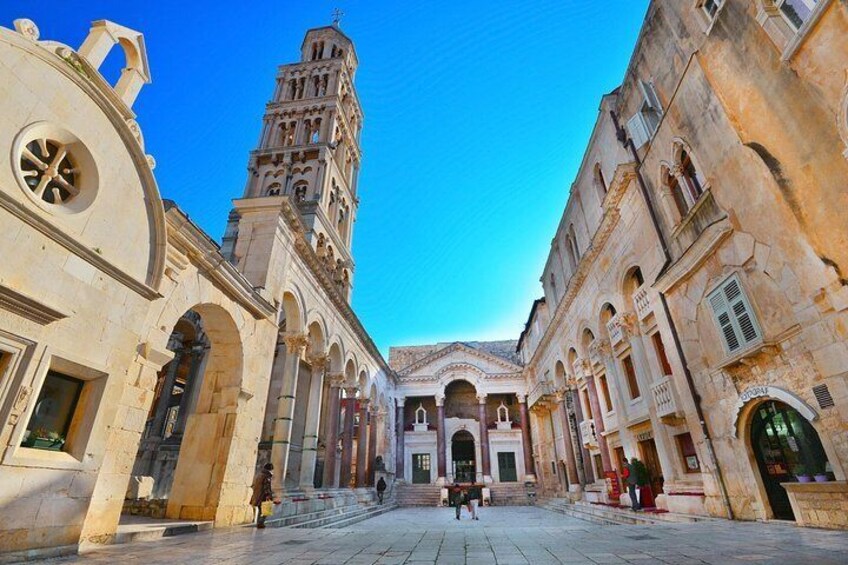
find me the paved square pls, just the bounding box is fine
[44,507,848,564]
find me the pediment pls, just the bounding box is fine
[398,342,522,378]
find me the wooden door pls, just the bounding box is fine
[498,452,517,482]
[638,438,664,496]
[412,453,431,484]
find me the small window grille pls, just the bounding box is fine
[812,384,834,409]
[708,275,763,355]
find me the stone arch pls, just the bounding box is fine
[306,319,326,357]
[78,20,151,107]
[622,265,645,306]
[554,360,568,389]
[327,341,344,374]
[579,327,596,359]
[281,289,304,332]
[435,363,484,396]
[357,368,369,397]
[732,385,818,439]
[344,357,357,387]
[306,310,328,344]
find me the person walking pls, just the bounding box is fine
[376,476,387,504]
[468,485,480,520]
[622,458,641,511]
[451,483,464,520]
[251,462,275,528]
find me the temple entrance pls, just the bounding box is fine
[638,438,664,499]
[498,451,517,482]
[452,430,476,483]
[750,400,830,520]
[412,453,431,484]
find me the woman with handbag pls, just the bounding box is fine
[251,463,276,528]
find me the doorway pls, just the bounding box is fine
[412,453,431,484]
[498,452,517,482]
[452,430,476,483]
[638,438,664,498]
[750,400,829,520]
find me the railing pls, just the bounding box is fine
[579,419,597,447]
[528,380,554,408]
[651,375,678,419]
[633,285,652,321]
[606,313,626,347]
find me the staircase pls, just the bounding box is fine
[488,482,533,506]
[394,483,443,507]
[263,488,396,529]
[542,498,715,526]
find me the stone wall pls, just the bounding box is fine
[783,482,848,529]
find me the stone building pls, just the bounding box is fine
[0,18,395,560]
[519,0,848,529]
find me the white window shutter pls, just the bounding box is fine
[709,290,741,353]
[639,80,663,113]
[708,275,762,355]
[627,113,649,148]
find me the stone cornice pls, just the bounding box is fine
[526,162,637,372]
[0,284,68,325]
[164,205,276,320]
[397,342,523,376]
[654,217,733,293]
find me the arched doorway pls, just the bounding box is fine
[750,400,830,520]
[452,430,476,483]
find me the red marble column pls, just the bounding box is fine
[585,376,613,474]
[556,391,580,488]
[356,399,369,486]
[518,395,536,479]
[339,388,357,487]
[436,396,446,481]
[367,407,378,485]
[395,398,405,480]
[321,378,342,487]
[478,395,491,480]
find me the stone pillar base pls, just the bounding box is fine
[523,474,537,483]
[482,475,493,484]
[436,476,447,486]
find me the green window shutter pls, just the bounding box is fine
[708,275,762,355]
[709,289,741,353]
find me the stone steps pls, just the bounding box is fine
[394,484,442,507]
[542,498,713,526]
[114,519,213,544]
[319,503,398,529]
[487,484,532,506]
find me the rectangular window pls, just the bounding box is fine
[621,355,641,400]
[676,432,701,473]
[708,274,763,355]
[551,461,557,475]
[779,0,818,30]
[598,374,613,413]
[593,454,604,478]
[582,388,593,420]
[22,371,83,452]
[651,332,673,376]
[701,0,722,19]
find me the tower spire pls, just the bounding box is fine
[331,8,344,27]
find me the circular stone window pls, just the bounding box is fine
[13,122,98,214]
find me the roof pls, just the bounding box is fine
[389,340,521,373]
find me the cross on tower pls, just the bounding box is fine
[332,8,344,27]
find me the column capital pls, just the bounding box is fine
[554,390,567,403]
[282,331,309,354]
[328,372,345,386]
[476,393,487,404]
[308,353,328,370]
[396,396,406,408]
[516,393,527,404]
[343,386,359,398]
[434,394,445,407]
[358,397,370,408]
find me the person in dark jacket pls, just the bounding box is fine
[376,477,387,504]
[250,463,275,528]
[622,458,641,511]
[451,483,465,520]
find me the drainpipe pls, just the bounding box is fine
[610,110,734,520]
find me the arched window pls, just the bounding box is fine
[564,235,578,272]
[593,162,607,202]
[681,149,705,202]
[568,224,580,262]
[668,144,708,218]
[266,182,282,196]
[549,272,557,301]
[293,182,307,203]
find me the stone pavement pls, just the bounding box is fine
[42,507,848,564]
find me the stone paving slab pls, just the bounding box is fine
[37,507,848,564]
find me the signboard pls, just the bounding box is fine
[605,471,621,499]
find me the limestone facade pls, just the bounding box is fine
[518,0,848,528]
[0,19,394,560]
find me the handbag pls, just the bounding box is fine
[260,500,274,517]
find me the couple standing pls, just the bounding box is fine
[451,484,481,520]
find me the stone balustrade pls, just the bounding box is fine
[579,418,597,447]
[651,375,678,420]
[606,313,626,347]
[528,380,554,408]
[633,284,652,320]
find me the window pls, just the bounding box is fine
[651,333,674,376]
[551,461,557,475]
[621,355,641,400]
[778,0,818,30]
[594,162,607,202]
[598,374,613,413]
[22,371,83,452]
[708,275,763,355]
[700,0,723,19]
[593,454,604,478]
[627,81,663,148]
[680,150,705,203]
[676,432,701,473]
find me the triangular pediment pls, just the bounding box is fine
[398,342,522,378]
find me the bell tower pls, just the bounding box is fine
[223,22,363,300]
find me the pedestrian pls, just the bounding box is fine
[451,483,464,520]
[468,485,480,520]
[622,457,641,511]
[251,462,275,528]
[376,476,387,504]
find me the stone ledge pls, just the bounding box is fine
[781,480,848,494]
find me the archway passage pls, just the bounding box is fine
[750,400,830,520]
[452,430,476,483]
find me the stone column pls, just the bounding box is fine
[271,331,308,493]
[517,394,536,481]
[555,390,580,490]
[367,406,378,485]
[395,397,405,481]
[478,394,492,483]
[585,375,613,474]
[170,343,209,440]
[299,354,328,488]
[148,333,185,441]
[339,387,358,488]
[322,374,343,488]
[435,394,446,484]
[570,387,594,484]
[356,398,370,487]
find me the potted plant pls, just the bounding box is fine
[22,427,65,451]
[812,463,830,483]
[793,464,812,483]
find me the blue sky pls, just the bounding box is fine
[6,1,648,355]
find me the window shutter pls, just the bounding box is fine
[627,113,649,148]
[708,275,762,355]
[639,80,663,113]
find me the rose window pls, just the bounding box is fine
[20,138,79,205]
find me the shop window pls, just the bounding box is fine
[598,374,613,413]
[708,274,763,355]
[676,432,701,473]
[651,332,673,376]
[621,355,641,400]
[22,371,83,451]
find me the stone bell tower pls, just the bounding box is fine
[223,22,363,300]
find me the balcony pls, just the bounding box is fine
[606,313,626,347]
[633,285,652,321]
[651,375,683,423]
[579,419,597,447]
[528,380,554,408]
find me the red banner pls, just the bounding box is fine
[605,471,621,500]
